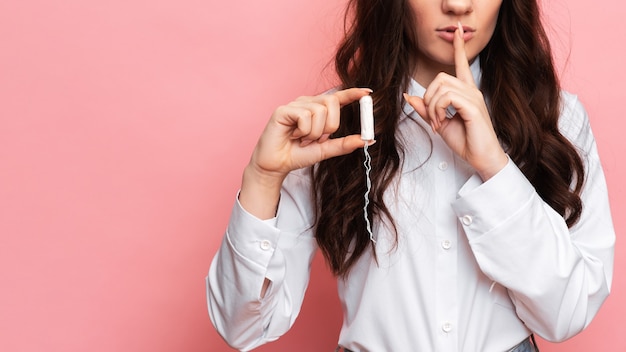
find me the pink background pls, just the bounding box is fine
[0,1,623,351]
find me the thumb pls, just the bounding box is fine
[319,134,372,160]
[403,93,429,123]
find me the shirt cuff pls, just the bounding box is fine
[452,158,536,241]
[226,193,281,268]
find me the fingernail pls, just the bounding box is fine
[457,21,464,36]
[403,93,410,101]
[359,87,374,93]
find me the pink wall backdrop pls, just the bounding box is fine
[0,1,623,351]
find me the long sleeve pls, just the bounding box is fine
[451,93,615,342]
[206,170,318,351]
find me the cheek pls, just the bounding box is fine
[470,34,493,59]
[485,4,501,37]
[473,13,500,57]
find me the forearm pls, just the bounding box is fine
[207,172,319,349]
[465,195,612,341]
[453,160,614,341]
[239,163,284,220]
[207,234,274,350]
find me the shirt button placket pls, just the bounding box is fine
[432,146,458,350]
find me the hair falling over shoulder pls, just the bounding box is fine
[312,0,585,277]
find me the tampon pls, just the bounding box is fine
[359,95,375,141]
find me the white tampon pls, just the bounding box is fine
[359,95,374,141]
[360,95,375,243]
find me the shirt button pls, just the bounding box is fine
[461,215,473,226]
[441,240,452,250]
[442,321,452,333]
[438,161,448,171]
[260,240,272,250]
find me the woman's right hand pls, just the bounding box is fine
[239,87,372,219]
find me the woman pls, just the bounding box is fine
[207,0,615,350]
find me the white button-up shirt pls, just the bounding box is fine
[207,64,615,351]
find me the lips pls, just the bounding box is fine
[438,25,474,33]
[436,25,475,42]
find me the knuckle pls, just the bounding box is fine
[295,95,311,102]
[326,116,340,131]
[315,104,328,117]
[435,72,450,81]
[325,94,340,106]
[274,105,289,116]
[300,109,312,119]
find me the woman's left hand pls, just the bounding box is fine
[404,23,508,181]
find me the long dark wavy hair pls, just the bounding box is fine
[312,0,585,276]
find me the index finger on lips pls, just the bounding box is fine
[454,22,475,86]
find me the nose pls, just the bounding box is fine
[442,0,473,14]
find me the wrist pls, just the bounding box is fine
[239,164,285,219]
[477,152,509,181]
